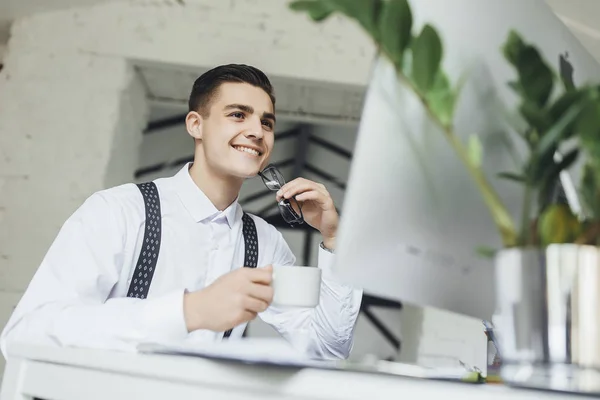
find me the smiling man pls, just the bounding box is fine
[0,64,363,361]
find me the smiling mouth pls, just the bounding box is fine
[233,145,262,157]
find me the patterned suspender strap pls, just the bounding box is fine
[125,185,255,338]
[127,182,162,299]
[241,213,259,268]
[223,212,259,338]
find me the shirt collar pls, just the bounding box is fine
[173,163,240,228]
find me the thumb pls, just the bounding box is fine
[262,264,273,272]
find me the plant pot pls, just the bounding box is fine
[493,244,600,394]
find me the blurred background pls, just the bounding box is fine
[0,0,599,380]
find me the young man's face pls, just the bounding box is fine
[189,82,276,179]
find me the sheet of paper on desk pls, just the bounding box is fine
[137,339,483,384]
[341,359,484,383]
[137,339,482,382]
[137,338,338,369]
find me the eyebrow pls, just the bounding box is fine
[224,103,276,124]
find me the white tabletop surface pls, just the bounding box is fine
[1,342,597,400]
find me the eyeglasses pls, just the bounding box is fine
[258,164,304,226]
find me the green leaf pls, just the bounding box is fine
[502,30,554,107]
[475,246,497,259]
[543,150,578,185]
[289,0,335,21]
[497,172,526,183]
[537,148,580,209]
[502,30,522,65]
[529,147,559,185]
[559,53,576,92]
[467,134,483,168]
[536,100,586,160]
[549,89,587,117]
[506,81,523,94]
[577,100,600,151]
[289,0,383,34]
[538,203,581,245]
[518,101,551,134]
[548,89,588,139]
[507,80,521,95]
[378,0,412,66]
[577,103,600,215]
[400,43,413,78]
[553,148,579,174]
[580,163,600,218]
[327,0,381,35]
[411,24,443,93]
[520,49,554,107]
[426,72,455,128]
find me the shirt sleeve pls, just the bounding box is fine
[0,191,188,358]
[258,229,363,360]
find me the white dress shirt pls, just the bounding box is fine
[1,164,363,360]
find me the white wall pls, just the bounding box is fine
[0,51,149,375]
[545,0,600,64]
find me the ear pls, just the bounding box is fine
[185,111,204,141]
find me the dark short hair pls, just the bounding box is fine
[188,64,276,116]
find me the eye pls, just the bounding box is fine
[262,120,274,129]
[229,112,245,119]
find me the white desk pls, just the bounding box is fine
[0,343,595,400]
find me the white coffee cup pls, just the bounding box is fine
[271,265,321,307]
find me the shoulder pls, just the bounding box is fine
[55,183,145,243]
[93,174,180,216]
[73,183,148,231]
[92,182,145,213]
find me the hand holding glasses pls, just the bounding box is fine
[258,164,304,226]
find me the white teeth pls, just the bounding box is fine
[234,146,260,156]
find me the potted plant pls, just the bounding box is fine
[290,0,600,390]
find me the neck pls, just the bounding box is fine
[188,160,243,211]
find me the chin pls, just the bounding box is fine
[226,163,262,179]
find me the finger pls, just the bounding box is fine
[280,178,325,195]
[278,177,308,191]
[294,190,334,209]
[239,310,258,324]
[297,191,335,212]
[278,180,327,201]
[247,282,274,304]
[243,296,269,313]
[244,266,273,285]
[278,177,320,196]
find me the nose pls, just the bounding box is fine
[244,116,264,140]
